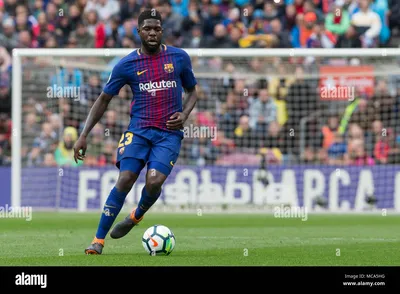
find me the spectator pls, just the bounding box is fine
[247,9,267,35]
[284,4,297,31]
[325,0,351,36]
[327,131,347,165]
[51,59,83,88]
[118,18,140,45]
[322,114,340,150]
[45,1,58,27]
[270,18,292,48]
[370,0,391,45]
[343,0,359,16]
[335,24,362,47]
[268,63,296,126]
[202,1,224,36]
[371,79,396,130]
[292,11,318,48]
[181,1,202,34]
[263,121,287,156]
[170,0,189,17]
[233,114,255,149]
[211,130,235,157]
[205,23,236,48]
[22,113,41,159]
[81,74,103,107]
[348,98,378,134]
[303,0,324,22]
[351,0,382,47]
[101,109,126,142]
[248,88,277,140]
[54,126,83,167]
[69,21,94,48]
[339,97,376,135]
[285,66,318,151]
[374,128,390,164]
[190,134,218,166]
[18,29,35,48]
[219,91,243,139]
[43,152,57,167]
[85,10,106,48]
[28,122,57,167]
[31,0,45,19]
[0,18,19,53]
[306,21,337,48]
[0,113,11,153]
[0,46,11,76]
[119,0,141,23]
[85,123,105,163]
[98,139,117,166]
[388,0,400,35]
[159,0,184,38]
[14,4,36,33]
[84,0,120,22]
[347,138,375,165]
[32,12,55,48]
[0,77,10,115]
[301,146,316,163]
[4,0,18,17]
[223,7,245,35]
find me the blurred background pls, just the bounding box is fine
[1,0,400,211]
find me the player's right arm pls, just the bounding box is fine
[73,59,128,163]
[73,92,113,163]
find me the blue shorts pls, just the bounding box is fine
[116,127,183,176]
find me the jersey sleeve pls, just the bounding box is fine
[180,50,197,89]
[103,59,127,96]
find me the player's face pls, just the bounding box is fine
[138,19,163,53]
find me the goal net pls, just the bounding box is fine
[12,48,400,213]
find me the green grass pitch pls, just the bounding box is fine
[0,212,399,266]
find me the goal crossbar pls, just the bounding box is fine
[12,48,400,57]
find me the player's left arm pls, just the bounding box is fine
[167,50,198,130]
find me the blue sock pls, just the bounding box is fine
[95,187,127,239]
[134,187,161,219]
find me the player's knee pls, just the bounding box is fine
[145,178,163,195]
[116,172,137,193]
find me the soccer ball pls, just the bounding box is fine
[142,225,176,256]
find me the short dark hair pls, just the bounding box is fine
[138,9,162,27]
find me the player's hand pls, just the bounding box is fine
[73,136,87,163]
[167,112,187,130]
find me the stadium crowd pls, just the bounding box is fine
[0,0,400,167]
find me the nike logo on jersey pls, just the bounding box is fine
[137,70,148,76]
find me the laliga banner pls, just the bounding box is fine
[14,165,400,212]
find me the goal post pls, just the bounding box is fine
[11,48,400,213]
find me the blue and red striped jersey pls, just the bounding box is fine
[103,44,197,133]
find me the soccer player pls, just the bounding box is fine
[73,9,197,255]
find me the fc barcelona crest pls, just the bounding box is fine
[164,63,174,73]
